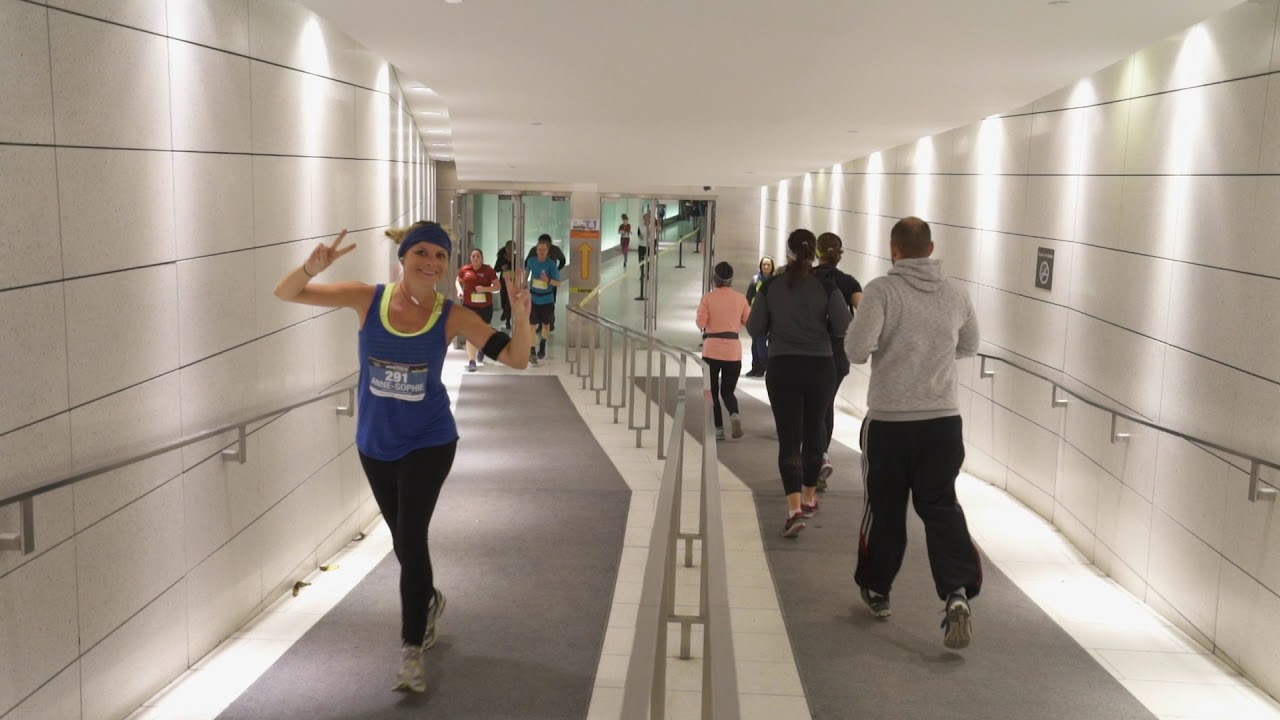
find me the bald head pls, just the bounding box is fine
[890,216,933,260]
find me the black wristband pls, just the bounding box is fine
[481,331,512,360]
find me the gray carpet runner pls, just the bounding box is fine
[218,375,630,719]
[650,376,1155,720]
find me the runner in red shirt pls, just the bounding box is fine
[457,248,501,372]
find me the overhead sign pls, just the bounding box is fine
[1035,248,1055,291]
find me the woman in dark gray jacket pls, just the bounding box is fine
[747,229,853,537]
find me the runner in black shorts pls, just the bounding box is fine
[526,236,561,364]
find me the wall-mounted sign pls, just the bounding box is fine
[1035,248,1055,291]
[569,218,601,289]
[552,195,568,201]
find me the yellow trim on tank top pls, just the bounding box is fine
[381,283,443,337]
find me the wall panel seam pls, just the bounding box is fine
[40,4,397,97]
[0,142,424,166]
[0,307,351,441]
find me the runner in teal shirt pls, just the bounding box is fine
[526,236,561,363]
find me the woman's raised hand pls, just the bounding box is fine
[506,273,532,316]
[303,230,356,277]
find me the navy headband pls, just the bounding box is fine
[398,223,452,259]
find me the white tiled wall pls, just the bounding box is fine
[761,0,1280,701]
[0,0,432,717]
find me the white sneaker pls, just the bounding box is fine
[730,414,743,439]
[394,645,426,692]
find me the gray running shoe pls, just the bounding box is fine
[423,589,446,650]
[394,644,425,692]
[730,414,743,439]
[861,587,891,619]
[942,593,972,649]
[817,458,833,490]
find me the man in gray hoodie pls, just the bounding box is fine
[844,216,982,650]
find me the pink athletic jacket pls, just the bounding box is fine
[696,287,751,362]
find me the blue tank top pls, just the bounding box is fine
[356,284,458,461]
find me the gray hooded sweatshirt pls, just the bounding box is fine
[844,258,979,422]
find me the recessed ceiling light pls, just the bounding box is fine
[426,129,449,134]
[418,111,443,116]
[412,86,434,93]
[445,0,463,4]
[430,143,449,147]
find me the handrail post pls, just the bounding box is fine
[1051,384,1068,408]
[585,317,596,390]
[628,335,639,432]
[980,355,995,380]
[220,425,247,464]
[613,332,628,423]
[0,497,35,555]
[641,337,654,448]
[1110,414,1130,444]
[669,390,687,662]
[603,329,614,409]
[1249,460,1278,503]
[336,387,355,417]
[567,312,575,368]
[657,354,668,460]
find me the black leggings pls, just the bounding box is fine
[359,441,457,646]
[704,358,741,428]
[825,343,852,451]
[765,355,836,495]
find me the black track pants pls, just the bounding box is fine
[854,416,983,600]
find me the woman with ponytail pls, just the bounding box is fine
[746,229,853,537]
[273,222,533,693]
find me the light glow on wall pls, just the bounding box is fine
[830,163,845,235]
[300,15,333,157]
[913,136,935,220]
[976,117,1004,230]
[1066,80,1098,176]
[866,152,885,251]
[778,178,791,240]
[759,185,768,257]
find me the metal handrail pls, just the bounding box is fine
[0,376,360,554]
[977,353,1278,503]
[568,301,739,719]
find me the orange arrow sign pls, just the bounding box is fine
[578,242,594,280]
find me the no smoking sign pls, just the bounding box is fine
[1035,247,1055,291]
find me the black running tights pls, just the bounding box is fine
[360,441,457,645]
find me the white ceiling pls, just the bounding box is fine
[304,0,1241,187]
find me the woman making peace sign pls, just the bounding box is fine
[274,221,533,693]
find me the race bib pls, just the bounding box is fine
[532,279,550,290]
[368,358,427,401]
[470,292,488,304]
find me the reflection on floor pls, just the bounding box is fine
[127,233,1280,720]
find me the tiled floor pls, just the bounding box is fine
[128,242,1280,720]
